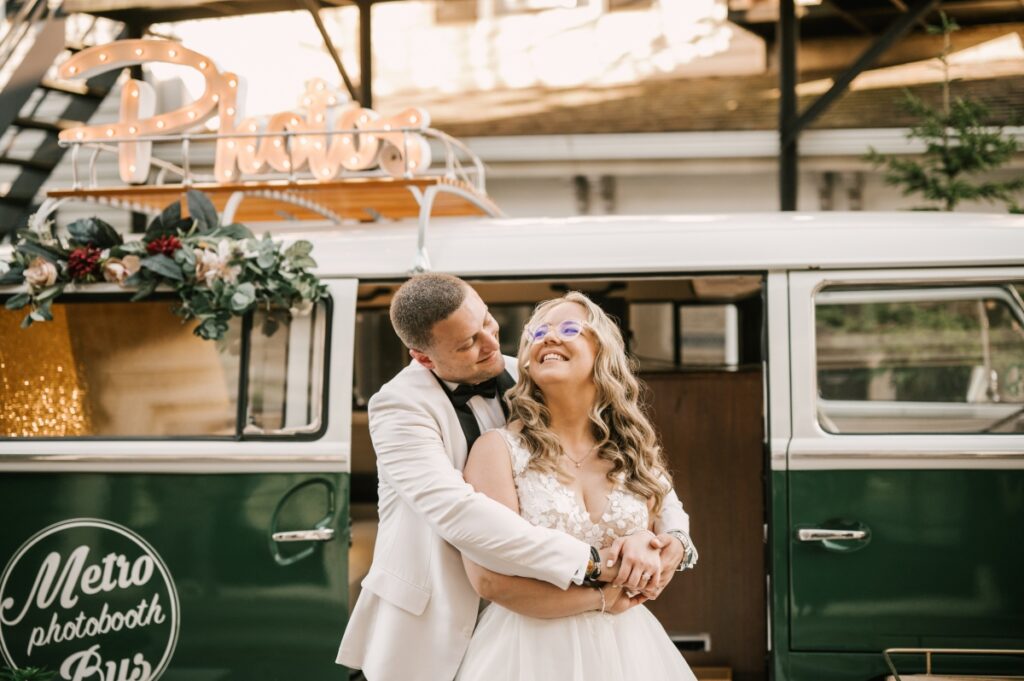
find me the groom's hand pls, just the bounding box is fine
[639,532,687,599]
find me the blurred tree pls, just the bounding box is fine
[866,12,1024,212]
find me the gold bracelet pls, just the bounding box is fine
[597,587,606,614]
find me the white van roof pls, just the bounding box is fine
[296,211,1024,279]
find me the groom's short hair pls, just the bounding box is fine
[390,273,469,350]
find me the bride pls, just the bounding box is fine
[455,291,697,680]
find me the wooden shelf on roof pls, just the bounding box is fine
[47,175,499,223]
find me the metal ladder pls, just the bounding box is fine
[0,1,123,238]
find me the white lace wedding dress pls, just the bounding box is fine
[455,428,698,681]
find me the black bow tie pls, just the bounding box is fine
[451,378,499,405]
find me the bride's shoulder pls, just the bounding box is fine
[463,430,519,493]
[469,426,529,476]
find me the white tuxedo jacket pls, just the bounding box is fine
[337,356,690,681]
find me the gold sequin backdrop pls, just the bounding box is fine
[0,301,239,437]
[0,305,91,436]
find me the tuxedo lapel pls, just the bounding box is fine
[429,363,517,468]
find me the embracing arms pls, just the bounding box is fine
[460,430,647,618]
[368,387,592,589]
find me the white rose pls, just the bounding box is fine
[23,257,58,288]
[102,258,129,285]
[289,299,314,317]
[194,241,241,286]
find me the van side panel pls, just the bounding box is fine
[0,472,349,680]
[789,468,1024,653]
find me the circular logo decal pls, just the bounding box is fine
[0,519,179,681]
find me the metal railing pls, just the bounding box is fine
[60,124,489,195]
[884,648,1024,681]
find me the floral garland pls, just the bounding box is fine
[0,190,327,340]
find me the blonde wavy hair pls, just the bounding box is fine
[506,291,671,515]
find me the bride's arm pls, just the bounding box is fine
[460,431,610,618]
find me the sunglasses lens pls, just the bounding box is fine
[558,321,582,338]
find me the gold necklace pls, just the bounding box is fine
[562,444,600,469]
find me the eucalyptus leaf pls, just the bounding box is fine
[230,290,255,312]
[5,292,31,310]
[16,241,61,262]
[117,241,148,256]
[0,265,24,285]
[176,246,197,272]
[284,240,313,258]
[218,223,254,240]
[30,301,53,322]
[20,313,33,328]
[187,190,220,234]
[256,252,276,269]
[141,254,184,281]
[130,277,158,301]
[34,283,64,303]
[291,255,317,269]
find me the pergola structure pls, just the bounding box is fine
[70,0,1024,211]
[63,0,407,108]
[730,0,1024,210]
[4,0,1024,221]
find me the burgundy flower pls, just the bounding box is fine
[67,246,102,281]
[147,235,182,257]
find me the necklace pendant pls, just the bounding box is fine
[575,462,582,468]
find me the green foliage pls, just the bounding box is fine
[1,189,327,340]
[0,666,57,681]
[866,12,1024,212]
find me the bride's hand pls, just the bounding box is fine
[601,585,648,615]
[611,530,662,593]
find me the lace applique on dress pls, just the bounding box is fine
[496,428,650,549]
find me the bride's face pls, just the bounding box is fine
[526,302,598,391]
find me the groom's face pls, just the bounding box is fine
[410,286,505,384]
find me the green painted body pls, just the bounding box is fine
[780,469,1024,681]
[0,472,349,681]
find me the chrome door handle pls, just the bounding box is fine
[272,528,336,542]
[797,529,868,542]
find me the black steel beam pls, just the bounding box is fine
[358,0,372,108]
[784,0,940,146]
[778,0,799,211]
[298,0,360,104]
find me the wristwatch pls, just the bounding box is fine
[666,529,698,572]
[583,545,602,585]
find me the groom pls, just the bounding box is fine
[337,273,696,681]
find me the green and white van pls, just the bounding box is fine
[2,211,1022,681]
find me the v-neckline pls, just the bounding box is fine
[567,481,618,527]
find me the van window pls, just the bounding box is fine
[815,284,1024,434]
[0,297,327,438]
[628,302,741,371]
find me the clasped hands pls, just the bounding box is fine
[593,530,685,614]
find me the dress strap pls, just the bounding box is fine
[494,427,530,476]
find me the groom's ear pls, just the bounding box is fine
[409,348,435,370]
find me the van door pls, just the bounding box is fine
[0,279,356,681]
[786,268,1024,672]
